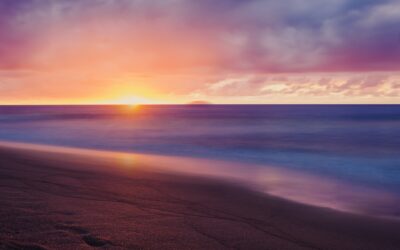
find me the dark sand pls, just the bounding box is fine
[1,146,400,250]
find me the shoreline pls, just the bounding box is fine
[0,140,399,219]
[1,143,400,249]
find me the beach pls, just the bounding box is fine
[1,144,400,250]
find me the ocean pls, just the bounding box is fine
[1,105,400,216]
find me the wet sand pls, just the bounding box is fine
[1,145,400,249]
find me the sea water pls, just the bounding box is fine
[1,105,399,216]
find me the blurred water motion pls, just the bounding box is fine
[1,105,400,216]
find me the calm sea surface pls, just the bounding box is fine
[1,105,400,216]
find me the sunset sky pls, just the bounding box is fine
[0,0,400,104]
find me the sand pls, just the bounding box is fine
[1,145,400,250]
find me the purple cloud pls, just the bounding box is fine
[0,0,399,73]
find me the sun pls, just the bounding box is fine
[124,98,141,107]
[105,95,152,106]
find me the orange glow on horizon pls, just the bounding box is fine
[99,94,168,105]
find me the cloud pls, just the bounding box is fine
[0,0,399,73]
[191,73,400,99]
[0,0,399,103]
[360,1,400,27]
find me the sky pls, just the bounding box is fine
[0,0,399,104]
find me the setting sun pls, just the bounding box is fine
[102,95,160,106]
